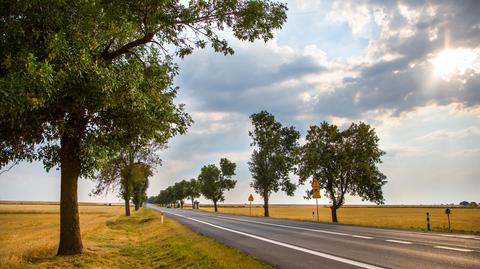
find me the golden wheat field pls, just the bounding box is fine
[0,204,269,269]
[0,204,123,267]
[200,205,480,233]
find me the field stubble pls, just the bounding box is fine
[200,205,480,234]
[0,204,269,268]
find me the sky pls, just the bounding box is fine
[1,0,479,205]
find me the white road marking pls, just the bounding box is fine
[434,246,474,252]
[352,235,374,239]
[385,240,412,245]
[439,234,478,239]
[167,211,385,269]
[209,214,375,240]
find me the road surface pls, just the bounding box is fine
[148,205,480,269]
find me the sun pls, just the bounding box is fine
[431,48,480,81]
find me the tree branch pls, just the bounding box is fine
[100,33,155,62]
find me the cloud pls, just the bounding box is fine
[418,126,480,140]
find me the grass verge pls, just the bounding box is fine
[0,205,270,269]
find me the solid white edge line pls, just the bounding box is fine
[385,239,412,244]
[211,214,375,240]
[434,246,474,252]
[167,211,385,269]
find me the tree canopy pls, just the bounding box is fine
[198,158,237,212]
[298,121,387,222]
[0,0,288,255]
[249,111,300,217]
[185,178,201,209]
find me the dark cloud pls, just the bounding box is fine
[175,0,480,124]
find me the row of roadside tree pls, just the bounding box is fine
[152,111,387,223]
[152,158,237,212]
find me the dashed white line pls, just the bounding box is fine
[434,246,474,252]
[385,239,412,245]
[352,235,374,239]
[167,211,385,269]
[210,214,375,240]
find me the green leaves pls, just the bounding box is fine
[1,0,287,174]
[248,111,300,198]
[298,121,387,206]
[198,158,237,203]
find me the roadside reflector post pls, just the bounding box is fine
[445,208,451,232]
[312,211,315,221]
[426,211,430,231]
[248,194,254,216]
[161,212,164,224]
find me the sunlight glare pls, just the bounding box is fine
[431,48,480,81]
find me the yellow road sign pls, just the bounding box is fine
[312,179,321,198]
[248,194,254,202]
[313,189,321,199]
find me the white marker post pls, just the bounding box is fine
[161,212,164,224]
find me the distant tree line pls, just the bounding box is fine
[152,158,236,211]
[460,201,478,207]
[152,110,387,223]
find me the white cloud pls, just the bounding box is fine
[328,1,373,36]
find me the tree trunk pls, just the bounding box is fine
[57,125,83,255]
[180,200,184,209]
[330,206,338,223]
[134,203,139,211]
[214,200,218,212]
[191,198,195,209]
[263,193,269,217]
[125,198,131,216]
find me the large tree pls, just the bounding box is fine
[185,178,201,209]
[298,122,387,223]
[198,158,236,212]
[0,0,287,255]
[172,180,189,208]
[249,111,300,217]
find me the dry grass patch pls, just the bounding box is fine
[0,204,122,268]
[0,205,270,269]
[201,206,480,234]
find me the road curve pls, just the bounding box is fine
[147,205,480,269]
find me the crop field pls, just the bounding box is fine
[0,204,269,268]
[200,205,480,234]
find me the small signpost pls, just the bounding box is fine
[445,208,451,232]
[248,194,254,216]
[312,179,321,222]
[426,211,431,231]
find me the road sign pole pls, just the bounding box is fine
[447,214,451,232]
[426,211,430,231]
[250,201,252,216]
[316,198,319,222]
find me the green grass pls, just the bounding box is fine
[0,205,270,269]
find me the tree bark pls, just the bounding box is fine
[213,200,218,212]
[330,206,338,223]
[263,193,270,217]
[124,198,131,216]
[57,122,83,255]
[134,203,139,211]
[191,198,195,209]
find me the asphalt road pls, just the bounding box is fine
[148,205,480,269]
